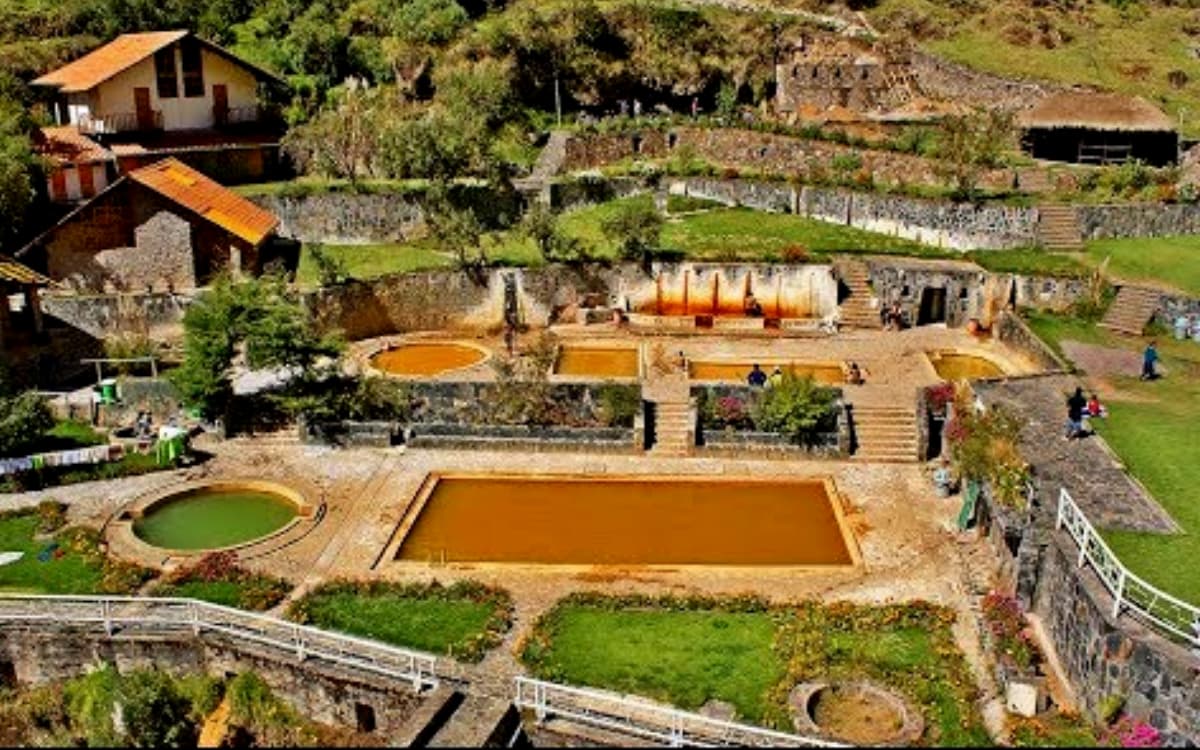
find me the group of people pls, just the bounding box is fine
[746,364,781,388]
[1065,387,1107,440]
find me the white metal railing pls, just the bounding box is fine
[78,110,163,134]
[1057,488,1200,648]
[0,594,439,690]
[514,677,844,748]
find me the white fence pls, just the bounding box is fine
[514,676,844,748]
[1057,488,1200,648]
[0,594,440,690]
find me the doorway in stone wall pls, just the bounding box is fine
[917,287,947,326]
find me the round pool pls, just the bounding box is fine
[370,342,489,377]
[133,486,300,551]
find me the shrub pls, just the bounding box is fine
[751,373,838,442]
[0,391,55,458]
[945,385,1030,509]
[714,395,750,427]
[597,385,640,427]
[153,552,292,611]
[600,199,663,265]
[781,244,809,263]
[981,591,1038,671]
[35,500,66,534]
[117,670,195,748]
[1106,717,1162,748]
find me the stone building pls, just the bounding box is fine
[17,158,280,293]
[774,36,917,118]
[1018,92,1179,167]
[31,30,287,200]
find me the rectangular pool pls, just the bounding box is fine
[553,347,639,378]
[394,475,857,566]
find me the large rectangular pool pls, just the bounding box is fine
[394,475,857,566]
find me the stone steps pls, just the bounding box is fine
[650,400,694,457]
[1037,204,1084,251]
[836,260,877,330]
[1099,285,1161,336]
[427,693,521,748]
[393,686,465,747]
[851,406,918,463]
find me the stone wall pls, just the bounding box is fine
[0,629,426,738]
[1034,537,1199,745]
[1076,203,1200,240]
[93,211,197,293]
[801,188,1038,250]
[561,126,1016,193]
[866,259,985,328]
[1011,274,1090,312]
[41,290,191,343]
[249,185,521,245]
[908,51,1056,112]
[994,311,1069,373]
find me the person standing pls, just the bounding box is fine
[633,98,642,118]
[1141,341,1159,381]
[691,96,699,119]
[1065,387,1087,439]
[747,364,767,387]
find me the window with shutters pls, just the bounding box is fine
[181,39,205,98]
[155,48,178,99]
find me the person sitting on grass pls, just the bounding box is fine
[1065,387,1087,440]
[1140,341,1159,381]
[747,363,768,388]
[1087,393,1107,419]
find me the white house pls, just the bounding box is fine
[33,30,282,135]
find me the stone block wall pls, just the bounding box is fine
[866,260,984,328]
[1034,537,1199,745]
[253,192,427,244]
[41,291,191,343]
[995,311,1069,373]
[908,51,1056,111]
[0,629,426,738]
[92,211,196,293]
[1076,203,1200,240]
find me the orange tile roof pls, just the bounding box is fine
[0,255,51,286]
[127,158,279,246]
[33,31,188,93]
[34,127,115,165]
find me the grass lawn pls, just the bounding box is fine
[967,249,1088,278]
[0,514,103,594]
[1024,309,1200,604]
[295,243,454,286]
[289,580,512,661]
[1086,236,1200,297]
[521,595,989,745]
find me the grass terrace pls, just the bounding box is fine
[1086,236,1200,297]
[521,594,989,746]
[288,579,513,661]
[0,509,153,595]
[1025,309,1200,604]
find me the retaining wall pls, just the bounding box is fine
[1034,537,1200,746]
[0,628,426,737]
[1076,203,1200,240]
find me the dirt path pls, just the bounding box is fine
[197,697,231,748]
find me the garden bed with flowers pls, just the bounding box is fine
[693,379,846,457]
[148,552,293,611]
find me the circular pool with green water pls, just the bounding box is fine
[133,486,300,551]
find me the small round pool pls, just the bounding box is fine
[370,342,489,377]
[133,487,299,551]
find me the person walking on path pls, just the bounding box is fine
[1141,341,1159,381]
[1065,387,1087,439]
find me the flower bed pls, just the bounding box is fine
[148,551,293,611]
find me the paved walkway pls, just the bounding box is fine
[974,375,1176,533]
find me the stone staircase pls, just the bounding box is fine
[850,405,918,463]
[1099,285,1161,336]
[1036,204,1084,251]
[836,260,878,329]
[649,399,694,457]
[529,130,570,182]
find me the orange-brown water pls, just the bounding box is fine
[689,362,844,384]
[396,477,853,565]
[555,347,639,378]
[929,353,1005,381]
[371,343,487,376]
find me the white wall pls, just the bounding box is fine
[91,44,260,131]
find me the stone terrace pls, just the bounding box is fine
[974,375,1176,533]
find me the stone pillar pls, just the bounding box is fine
[25,286,44,337]
[229,245,244,280]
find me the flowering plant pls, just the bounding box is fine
[1106,718,1162,748]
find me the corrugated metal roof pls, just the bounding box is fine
[0,255,51,286]
[34,127,115,165]
[32,31,188,93]
[127,158,279,246]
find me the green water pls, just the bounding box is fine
[133,490,297,550]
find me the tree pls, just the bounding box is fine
[0,391,55,457]
[520,201,583,263]
[600,198,663,266]
[425,181,488,279]
[936,109,1015,201]
[0,97,35,249]
[282,79,380,182]
[117,670,194,748]
[171,275,343,421]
